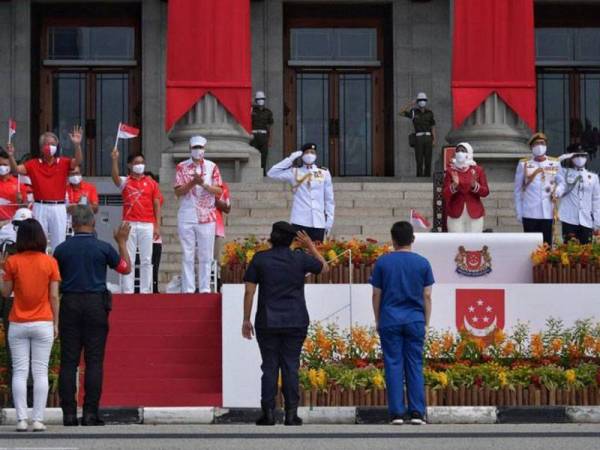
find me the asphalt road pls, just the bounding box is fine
[0,424,599,450]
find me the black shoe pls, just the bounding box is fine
[284,408,303,426]
[255,407,275,426]
[62,414,79,427]
[409,411,426,425]
[80,415,105,426]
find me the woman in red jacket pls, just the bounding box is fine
[442,142,489,232]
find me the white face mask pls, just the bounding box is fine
[573,157,587,168]
[532,144,547,157]
[417,100,427,108]
[302,154,317,165]
[191,149,204,160]
[132,164,145,175]
[455,152,468,164]
[69,175,82,185]
[0,165,10,176]
[256,99,265,106]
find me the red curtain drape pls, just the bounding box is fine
[166,0,252,132]
[452,0,536,131]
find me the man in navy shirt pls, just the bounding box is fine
[53,206,131,426]
[370,221,434,425]
[242,221,328,426]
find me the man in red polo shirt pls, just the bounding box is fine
[66,166,99,235]
[8,127,83,251]
[0,149,27,243]
[111,148,161,294]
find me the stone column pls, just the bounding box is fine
[446,93,531,181]
[161,94,262,184]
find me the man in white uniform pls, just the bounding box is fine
[514,132,560,245]
[555,151,600,244]
[267,143,335,242]
[174,136,223,293]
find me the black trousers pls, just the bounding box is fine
[255,327,307,410]
[250,132,269,174]
[152,243,162,294]
[562,222,593,244]
[59,293,109,416]
[292,224,325,243]
[522,218,553,246]
[414,135,433,178]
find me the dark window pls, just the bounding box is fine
[48,26,135,60]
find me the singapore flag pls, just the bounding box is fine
[117,122,140,139]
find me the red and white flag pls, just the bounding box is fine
[410,209,431,230]
[8,118,16,142]
[117,122,140,139]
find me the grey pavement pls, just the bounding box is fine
[0,424,599,450]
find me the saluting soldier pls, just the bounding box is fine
[267,143,335,242]
[250,91,274,175]
[400,92,436,178]
[514,132,561,245]
[555,151,600,244]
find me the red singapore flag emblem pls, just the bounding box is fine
[455,289,505,338]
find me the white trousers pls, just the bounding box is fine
[0,222,16,243]
[32,203,67,252]
[121,221,154,294]
[8,321,54,422]
[179,221,215,293]
[447,205,484,233]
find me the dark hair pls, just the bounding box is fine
[390,221,414,247]
[127,152,145,164]
[145,171,159,182]
[16,219,47,253]
[270,228,296,248]
[0,149,8,160]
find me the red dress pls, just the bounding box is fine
[442,164,489,219]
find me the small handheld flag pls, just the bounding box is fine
[8,118,16,143]
[410,209,431,231]
[114,122,140,148]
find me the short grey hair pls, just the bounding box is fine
[39,131,59,147]
[71,205,95,228]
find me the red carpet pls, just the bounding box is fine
[100,294,222,407]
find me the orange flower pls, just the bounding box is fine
[530,333,544,359]
[442,332,455,352]
[568,344,581,359]
[455,341,466,360]
[429,341,441,359]
[304,338,315,354]
[550,338,563,354]
[493,329,506,346]
[501,341,515,357]
[583,335,595,352]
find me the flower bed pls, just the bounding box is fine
[221,237,391,284]
[532,239,600,283]
[287,319,600,407]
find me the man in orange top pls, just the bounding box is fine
[7,127,84,251]
[0,149,27,243]
[66,166,99,235]
[111,148,161,294]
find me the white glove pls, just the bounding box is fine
[289,150,303,160]
[558,153,575,162]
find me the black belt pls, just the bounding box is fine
[35,200,65,204]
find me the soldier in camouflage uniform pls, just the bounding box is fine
[250,91,274,175]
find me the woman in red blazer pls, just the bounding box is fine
[442,142,489,232]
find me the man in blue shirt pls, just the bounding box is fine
[370,221,434,425]
[53,206,131,426]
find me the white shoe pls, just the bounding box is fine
[32,421,47,432]
[390,417,404,425]
[16,420,28,432]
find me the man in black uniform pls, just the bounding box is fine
[242,222,328,426]
[53,206,132,426]
[250,91,274,175]
[400,92,436,177]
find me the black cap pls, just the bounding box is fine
[271,221,297,237]
[301,143,317,152]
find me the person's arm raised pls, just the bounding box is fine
[296,230,329,274]
[111,148,122,187]
[68,125,84,168]
[6,143,27,175]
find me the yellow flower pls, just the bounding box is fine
[245,250,256,264]
[308,368,319,388]
[560,252,570,266]
[436,372,448,387]
[326,250,338,264]
[498,371,508,387]
[372,372,385,389]
[565,369,576,384]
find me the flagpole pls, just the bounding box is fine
[114,122,121,149]
[8,120,11,145]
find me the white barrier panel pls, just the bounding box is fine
[412,233,542,283]
[222,283,600,407]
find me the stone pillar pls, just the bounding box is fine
[446,93,531,181]
[161,94,262,185]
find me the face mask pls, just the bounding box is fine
[417,100,427,108]
[302,154,317,165]
[573,157,587,168]
[0,165,10,176]
[256,99,265,106]
[132,164,145,174]
[69,175,82,185]
[191,149,205,160]
[42,144,57,157]
[455,152,468,164]
[532,144,547,157]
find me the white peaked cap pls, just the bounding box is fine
[255,91,266,100]
[416,92,428,100]
[189,136,207,147]
[12,207,32,223]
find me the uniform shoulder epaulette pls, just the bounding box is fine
[547,156,559,161]
[519,158,529,163]
[320,166,329,171]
